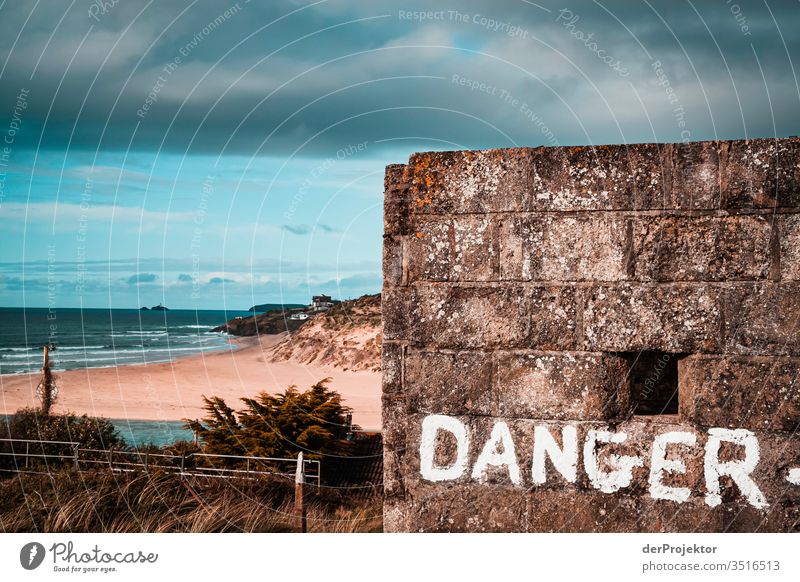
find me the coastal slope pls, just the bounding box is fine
[268,294,381,372]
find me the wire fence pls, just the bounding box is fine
[0,438,321,487]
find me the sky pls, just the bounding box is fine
[0,0,799,309]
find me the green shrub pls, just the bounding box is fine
[184,378,357,460]
[0,408,124,471]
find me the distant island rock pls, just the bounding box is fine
[140,304,169,311]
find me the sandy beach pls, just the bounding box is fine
[0,333,382,431]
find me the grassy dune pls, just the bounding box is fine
[0,470,381,533]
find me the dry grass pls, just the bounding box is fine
[0,470,382,533]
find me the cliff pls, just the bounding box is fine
[211,309,306,336]
[268,294,381,372]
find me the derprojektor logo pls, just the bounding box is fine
[20,542,46,570]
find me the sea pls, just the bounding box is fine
[0,307,251,375]
[0,307,252,447]
[0,415,194,448]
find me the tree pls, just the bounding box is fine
[184,379,358,460]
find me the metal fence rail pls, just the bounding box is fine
[0,438,321,487]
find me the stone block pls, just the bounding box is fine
[406,483,529,532]
[452,216,497,281]
[666,141,722,210]
[406,216,498,282]
[406,149,533,215]
[382,235,404,287]
[722,138,800,208]
[780,214,800,280]
[381,286,415,341]
[406,218,451,282]
[723,283,800,355]
[583,284,722,352]
[409,284,576,350]
[493,351,630,420]
[527,489,643,532]
[630,216,772,281]
[680,355,800,431]
[525,143,662,211]
[405,348,494,415]
[638,498,724,532]
[384,163,410,235]
[381,342,404,395]
[499,215,629,281]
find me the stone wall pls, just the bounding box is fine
[382,138,800,532]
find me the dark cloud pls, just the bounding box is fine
[127,273,158,285]
[1,0,798,158]
[208,277,234,284]
[177,273,193,282]
[282,223,338,235]
[282,224,311,235]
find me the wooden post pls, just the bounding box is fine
[40,345,54,415]
[73,444,79,470]
[294,452,307,533]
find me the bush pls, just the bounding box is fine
[184,378,358,460]
[0,408,124,471]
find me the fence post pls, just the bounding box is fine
[144,451,149,472]
[25,441,29,469]
[73,444,79,471]
[295,452,307,533]
[180,452,186,475]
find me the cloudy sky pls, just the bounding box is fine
[1,0,798,309]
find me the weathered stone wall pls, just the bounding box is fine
[382,138,800,532]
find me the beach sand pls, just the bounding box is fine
[0,333,382,431]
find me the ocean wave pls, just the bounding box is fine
[55,345,106,351]
[51,355,144,364]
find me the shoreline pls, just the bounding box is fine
[0,332,382,431]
